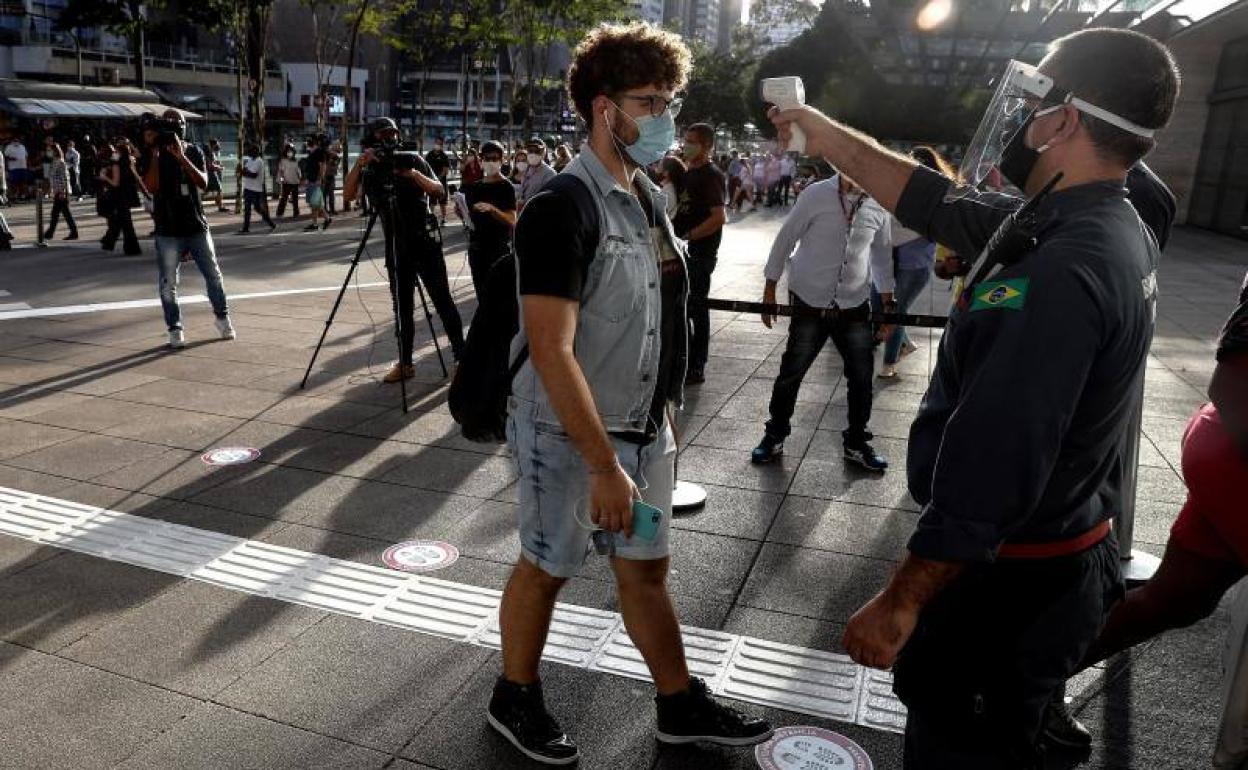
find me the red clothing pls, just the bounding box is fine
[1170,402,1248,566]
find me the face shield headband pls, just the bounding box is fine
[953,60,1156,197]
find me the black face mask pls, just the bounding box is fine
[998,118,1039,191]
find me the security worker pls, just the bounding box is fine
[770,28,1180,767]
[344,118,465,382]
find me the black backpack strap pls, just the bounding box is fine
[509,172,602,382]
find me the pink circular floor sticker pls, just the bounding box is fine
[201,447,261,466]
[755,726,873,770]
[383,540,459,572]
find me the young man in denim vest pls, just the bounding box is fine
[490,22,772,766]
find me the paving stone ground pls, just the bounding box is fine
[0,198,1244,769]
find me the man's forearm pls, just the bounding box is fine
[530,347,619,471]
[814,122,916,214]
[686,210,725,242]
[884,552,965,612]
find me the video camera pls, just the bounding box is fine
[141,113,184,148]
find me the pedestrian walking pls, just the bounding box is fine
[490,24,773,766]
[42,142,78,241]
[238,143,276,233]
[203,138,226,213]
[303,135,332,231]
[65,140,81,199]
[325,140,341,215]
[99,138,143,256]
[275,144,302,218]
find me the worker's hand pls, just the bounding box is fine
[875,324,896,344]
[768,104,837,157]
[358,149,376,167]
[762,284,778,329]
[473,202,494,214]
[843,589,919,670]
[166,139,185,161]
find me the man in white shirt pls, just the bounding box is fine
[238,143,275,233]
[752,172,895,471]
[4,137,29,200]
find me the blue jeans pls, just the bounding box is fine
[876,266,932,365]
[766,295,875,444]
[155,230,229,331]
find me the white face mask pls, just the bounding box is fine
[482,161,502,177]
[516,160,529,172]
[527,152,543,166]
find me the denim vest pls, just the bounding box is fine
[510,148,689,433]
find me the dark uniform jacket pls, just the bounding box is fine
[895,164,1170,562]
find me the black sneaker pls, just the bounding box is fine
[1042,691,1092,750]
[655,677,773,747]
[751,434,784,464]
[844,441,888,472]
[487,678,579,766]
[684,369,705,386]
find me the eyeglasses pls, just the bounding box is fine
[617,94,683,119]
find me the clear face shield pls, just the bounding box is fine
[954,60,1055,198]
[955,59,1159,199]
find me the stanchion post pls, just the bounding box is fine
[1118,375,1160,584]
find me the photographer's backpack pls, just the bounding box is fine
[448,173,600,443]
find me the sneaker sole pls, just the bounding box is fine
[655,727,775,747]
[486,712,580,766]
[750,450,783,465]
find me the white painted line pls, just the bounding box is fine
[0,302,32,311]
[0,278,472,321]
[0,485,906,733]
[0,290,11,297]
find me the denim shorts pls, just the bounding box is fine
[506,411,674,579]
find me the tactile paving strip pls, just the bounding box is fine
[0,486,905,733]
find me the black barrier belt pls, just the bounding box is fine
[704,298,950,328]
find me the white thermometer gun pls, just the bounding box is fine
[760,76,806,153]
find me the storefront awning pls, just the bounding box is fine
[2,98,200,120]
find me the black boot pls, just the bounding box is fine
[487,678,579,766]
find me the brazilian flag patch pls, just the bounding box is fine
[970,278,1029,312]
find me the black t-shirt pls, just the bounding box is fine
[1218,272,1248,363]
[140,144,208,237]
[425,148,450,179]
[673,162,726,259]
[516,184,675,442]
[367,152,436,230]
[305,148,327,185]
[203,145,220,179]
[464,178,516,256]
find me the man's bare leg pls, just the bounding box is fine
[611,555,690,696]
[500,556,565,685]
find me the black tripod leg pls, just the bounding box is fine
[301,212,378,389]
[381,214,411,414]
[412,274,449,378]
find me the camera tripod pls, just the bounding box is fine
[300,181,449,413]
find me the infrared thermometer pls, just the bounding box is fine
[760,76,807,154]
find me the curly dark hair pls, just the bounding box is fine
[568,22,691,130]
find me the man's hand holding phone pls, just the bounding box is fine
[589,461,639,538]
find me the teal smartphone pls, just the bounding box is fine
[631,500,663,541]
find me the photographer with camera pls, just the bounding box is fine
[139,110,235,350]
[344,117,465,383]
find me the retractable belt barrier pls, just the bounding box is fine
[704,297,950,329]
